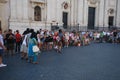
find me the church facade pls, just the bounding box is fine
[0,0,120,33]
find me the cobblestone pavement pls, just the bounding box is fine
[0,43,120,80]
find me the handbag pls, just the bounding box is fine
[32,45,40,52]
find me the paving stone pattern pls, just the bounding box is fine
[0,43,120,80]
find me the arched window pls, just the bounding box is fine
[34,6,41,21]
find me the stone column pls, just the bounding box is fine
[10,0,17,21]
[98,0,105,27]
[46,0,52,22]
[74,0,78,26]
[95,2,100,27]
[104,0,109,27]
[73,0,77,26]
[16,0,22,21]
[118,0,120,27]
[77,0,84,27]
[70,0,74,26]
[116,0,119,27]
[84,0,88,26]
[23,0,29,21]
[51,0,56,22]
[73,0,75,26]
[56,0,59,24]
[82,0,85,26]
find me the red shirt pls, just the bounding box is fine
[15,33,21,42]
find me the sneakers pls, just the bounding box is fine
[0,63,7,67]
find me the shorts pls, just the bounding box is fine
[0,49,3,57]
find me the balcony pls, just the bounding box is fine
[30,0,45,3]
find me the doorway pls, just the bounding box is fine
[108,16,114,26]
[88,7,96,29]
[62,12,68,29]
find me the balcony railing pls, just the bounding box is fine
[51,25,119,32]
[30,0,45,3]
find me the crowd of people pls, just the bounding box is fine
[0,28,120,67]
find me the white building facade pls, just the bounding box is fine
[0,0,120,33]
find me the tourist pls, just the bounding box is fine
[6,29,15,56]
[28,29,39,64]
[20,30,29,60]
[15,30,22,53]
[0,29,7,67]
